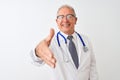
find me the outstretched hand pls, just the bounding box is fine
[35,28,56,68]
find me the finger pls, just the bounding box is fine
[43,47,56,63]
[45,28,55,45]
[42,52,56,68]
[36,39,56,66]
[44,55,56,66]
[43,58,56,68]
[39,47,56,65]
[36,40,52,58]
[44,46,53,57]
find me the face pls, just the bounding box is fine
[56,7,77,35]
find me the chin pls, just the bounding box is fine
[63,30,72,35]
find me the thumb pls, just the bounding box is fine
[45,28,55,45]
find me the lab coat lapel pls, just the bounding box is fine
[77,36,82,69]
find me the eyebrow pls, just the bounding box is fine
[57,14,75,17]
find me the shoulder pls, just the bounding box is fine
[76,31,92,48]
[76,31,90,42]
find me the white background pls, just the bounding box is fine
[0,0,120,80]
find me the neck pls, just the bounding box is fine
[62,30,75,35]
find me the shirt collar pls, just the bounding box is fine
[58,31,77,41]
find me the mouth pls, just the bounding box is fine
[61,23,70,27]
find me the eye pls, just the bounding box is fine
[57,14,75,21]
[66,14,75,19]
[57,15,64,20]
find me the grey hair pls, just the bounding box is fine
[57,5,76,16]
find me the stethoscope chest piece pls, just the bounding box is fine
[83,46,88,52]
[64,56,70,62]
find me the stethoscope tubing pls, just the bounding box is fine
[56,31,88,63]
[57,31,86,47]
[75,32,86,47]
[57,31,67,47]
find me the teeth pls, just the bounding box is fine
[62,24,70,27]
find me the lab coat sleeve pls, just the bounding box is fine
[81,34,98,80]
[30,49,45,66]
[89,50,99,80]
[88,39,99,80]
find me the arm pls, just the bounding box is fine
[89,39,99,80]
[90,50,99,80]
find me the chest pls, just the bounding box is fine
[50,37,91,69]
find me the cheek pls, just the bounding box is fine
[57,22,62,28]
[71,18,77,24]
[71,21,76,26]
[56,22,61,29]
[56,20,61,25]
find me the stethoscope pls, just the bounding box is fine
[57,31,88,52]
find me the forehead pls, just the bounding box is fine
[57,7,74,15]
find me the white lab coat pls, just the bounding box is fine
[31,32,98,80]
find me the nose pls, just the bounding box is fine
[62,16,69,22]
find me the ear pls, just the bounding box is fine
[75,17,77,24]
[56,19,59,24]
[56,19,57,23]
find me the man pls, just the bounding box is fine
[31,5,98,80]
